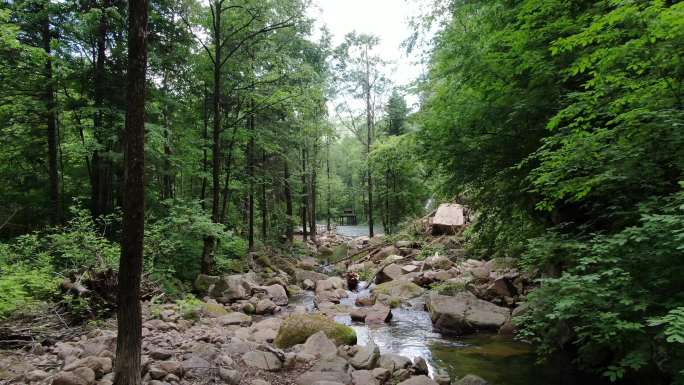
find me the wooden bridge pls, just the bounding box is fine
[337,208,357,225]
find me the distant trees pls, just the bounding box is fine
[385,90,408,136]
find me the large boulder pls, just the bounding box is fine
[423,255,453,270]
[297,356,351,385]
[455,374,489,385]
[302,331,338,359]
[373,280,424,300]
[256,284,288,306]
[194,274,220,293]
[426,292,510,335]
[431,203,466,235]
[378,354,411,372]
[375,264,405,284]
[350,341,380,369]
[371,246,402,263]
[209,274,258,303]
[274,313,357,348]
[242,351,282,371]
[295,269,329,285]
[298,257,318,270]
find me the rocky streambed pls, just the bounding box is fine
[0,233,609,385]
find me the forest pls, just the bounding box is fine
[1,0,683,385]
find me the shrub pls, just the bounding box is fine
[431,281,466,296]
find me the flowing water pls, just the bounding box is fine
[291,284,610,385]
[336,225,384,237]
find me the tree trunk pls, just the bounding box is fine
[200,84,208,209]
[260,150,267,240]
[301,147,308,241]
[91,5,110,218]
[309,147,317,242]
[220,125,239,224]
[43,13,61,225]
[365,48,374,238]
[326,140,331,232]
[247,112,255,250]
[284,158,293,243]
[113,0,147,383]
[201,1,224,274]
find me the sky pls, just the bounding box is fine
[308,0,429,109]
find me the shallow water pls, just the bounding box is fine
[291,285,611,385]
[336,225,384,237]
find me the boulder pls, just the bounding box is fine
[434,370,451,385]
[423,255,453,270]
[351,370,378,385]
[371,246,402,263]
[302,279,316,290]
[218,312,252,326]
[256,299,277,315]
[297,356,352,385]
[209,274,258,303]
[63,356,112,376]
[219,368,241,385]
[401,265,419,274]
[260,284,288,306]
[426,292,510,334]
[302,331,338,359]
[242,351,282,371]
[378,354,411,372]
[412,357,428,375]
[373,280,424,300]
[299,257,318,270]
[364,304,392,325]
[201,302,229,317]
[431,203,466,235]
[486,277,515,298]
[52,371,89,385]
[295,269,329,285]
[274,313,357,348]
[350,341,380,369]
[375,264,405,284]
[398,376,438,385]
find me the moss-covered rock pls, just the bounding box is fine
[274,313,357,348]
[194,274,220,293]
[201,302,229,317]
[373,280,425,300]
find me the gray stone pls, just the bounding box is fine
[303,331,338,359]
[412,357,428,375]
[376,264,405,284]
[426,292,510,334]
[350,341,380,369]
[297,371,351,385]
[218,312,253,326]
[63,356,112,376]
[256,299,277,315]
[219,368,241,385]
[397,376,438,385]
[351,370,378,385]
[434,370,451,385]
[52,371,88,385]
[242,351,282,371]
[378,354,411,372]
[72,367,95,384]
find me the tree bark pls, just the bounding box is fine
[301,147,308,241]
[284,158,293,243]
[201,0,224,274]
[260,149,267,240]
[365,51,374,238]
[42,12,61,225]
[326,140,331,232]
[200,84,208,209]
[247,110,255,250]
[113,0,147,383]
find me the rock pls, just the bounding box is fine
[256,299,277,315]
[350,341,380,369]
[260,284,289,306]
[511,302,529,318]
[431,203,466,235]
[52,371,89,385]
[295,269,329,285]
[195,274,220,293]
[209,274,258,302]
[299,257,318,270]
[454,374,488,385]
[297,372,350,385]
[486,277,515,298]
[372,246,402,263]
[149,348,174,360]
[149,361,181,379]
[372,367,391,383]
[303,279,316,290]
[181,356,211,379]
[412,357,428,375]
[401,265,418,274]
[242,351,282,371]
[426,292,510,335]
[364,304,392,325]
[252,328,278,344]
[398,376,439,385]
[218,312,253,326]
[25,369,50,382]
[423,255,453,270]
[373,280,424,300]
[252,380,270,385]
[378,354,411,372]
[355,295,376,307]
[63,356,112,376]
[351,370,378,385]
[72,367,95,384]
[219,368,241,385]
[350,308,368,322]
[201,302,229,317]
[274,313,357,348]
[302,331,338,359]
[375,264,405,284]
[434,370,451,385]
[243,302,256,314]
[392,369,411,382]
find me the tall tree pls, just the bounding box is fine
[113,0,147,383]
[385,90,408,136]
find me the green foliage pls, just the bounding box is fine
[175,294,203,320]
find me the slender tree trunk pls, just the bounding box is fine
[43,14,61,224]
[200,85,208,209]
[301,147,308,241]
[161,82,174,200]
[247,112,255,250]
[364,47,374,237]
[113,0,147,383]
[284,158,293,243]
[91,5,108,218]
[201,1,223,274]
[309,146,317,242]
[260,150,267,240]
[220,125,239,223]
[326,141,331,232]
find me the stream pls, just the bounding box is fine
[290,282,610,385]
